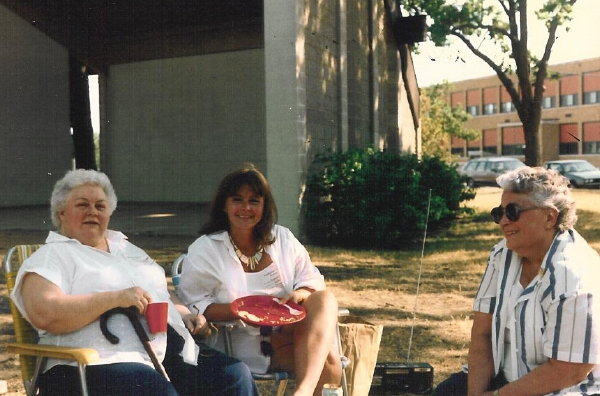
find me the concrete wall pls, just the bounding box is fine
[264,0,307,234]
[0,4,72,206]
[302,0,418,154]
[102,49,266,203]
[304,0,340,156]
[263,0,420,234]
[540,120,560,164]
[372,2,419,154]
[300,0,419,159]
[346,1,373,148]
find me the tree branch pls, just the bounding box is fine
[479,23,511,38]
[514,0,531,107]
[496,0,509,16]
[450,30,520,108]
[533,0,578,103]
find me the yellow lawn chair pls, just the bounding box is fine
[171,254,350,396]
[3,244,99,396]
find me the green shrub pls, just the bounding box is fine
[302,148,474,248]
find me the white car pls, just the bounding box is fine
[544,160,600,188]
[459,157,526,187]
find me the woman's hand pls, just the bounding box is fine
[182,313,212,336]
[280,287,313,305]
[117,286,153,314]
[168,289,213,336]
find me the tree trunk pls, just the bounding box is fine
[521,81,545,166]
[69,55,97,170]
[522,117,540,166]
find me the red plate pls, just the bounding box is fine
[230,295,306,326]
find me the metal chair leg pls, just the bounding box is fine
[27,356,45,396]
[336,310,351,396]
[274,377,289,396]
[78,364,89,396]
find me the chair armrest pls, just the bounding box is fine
[7,343,100,365]
[338,308,350,317]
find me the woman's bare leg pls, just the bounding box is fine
[272,290,342,396]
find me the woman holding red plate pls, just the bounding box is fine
[178,165,342,396]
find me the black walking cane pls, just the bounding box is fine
[99,306,171,381]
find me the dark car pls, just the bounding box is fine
[544,160,600,188]
[459,157,526,187]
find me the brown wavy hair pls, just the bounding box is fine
[199,165,277,245]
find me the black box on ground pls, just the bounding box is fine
[369,362,434,395]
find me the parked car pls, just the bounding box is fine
[543,159,600,188]
[459,157,526,187]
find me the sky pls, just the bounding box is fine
[412,0,600,87]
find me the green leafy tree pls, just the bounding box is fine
[401,0,578,165]
[421,82,479,161]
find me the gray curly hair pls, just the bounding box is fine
[50,169,118,228]
[496,166,576,231]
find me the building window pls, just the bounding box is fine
[560,94,578,107]
[483,145,497,155]
[559,124,579,155]
[560,142,578,155]
[500,101,514,113]
[502,144,525,155]
[583,122,600,154]
[583,141,600,154]
[483,103,497,115]
[451,147,465,156]
[583,91,600,105]
[502,126,525,156]
[467,105,479,116]
[542,96,556,109]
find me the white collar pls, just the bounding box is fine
[46,229,128,245]
[205,230,228,241]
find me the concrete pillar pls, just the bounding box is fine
[368,0,380,147]
[264,0,307,234]
[337,0,349,151]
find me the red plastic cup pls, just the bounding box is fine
[145,302,168,333]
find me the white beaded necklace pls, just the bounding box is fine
[229,234,264,271]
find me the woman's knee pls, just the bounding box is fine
[222,360,257,394]
[305,290,338,313]
[324,350,342,375]
[224,360,253,382]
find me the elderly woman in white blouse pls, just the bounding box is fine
[434,166,600,396]
[11,169,256,396]
[179,165,341,396]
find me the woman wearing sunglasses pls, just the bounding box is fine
[435,166,600,396]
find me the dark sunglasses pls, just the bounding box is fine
[490,203,539,224]
[260,326,273,356]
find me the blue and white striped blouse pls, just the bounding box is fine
[474,229,600,395]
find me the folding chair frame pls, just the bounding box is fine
[3,245,99,396]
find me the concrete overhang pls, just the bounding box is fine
[0,0,263,72]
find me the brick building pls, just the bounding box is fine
[448,57,600,167]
